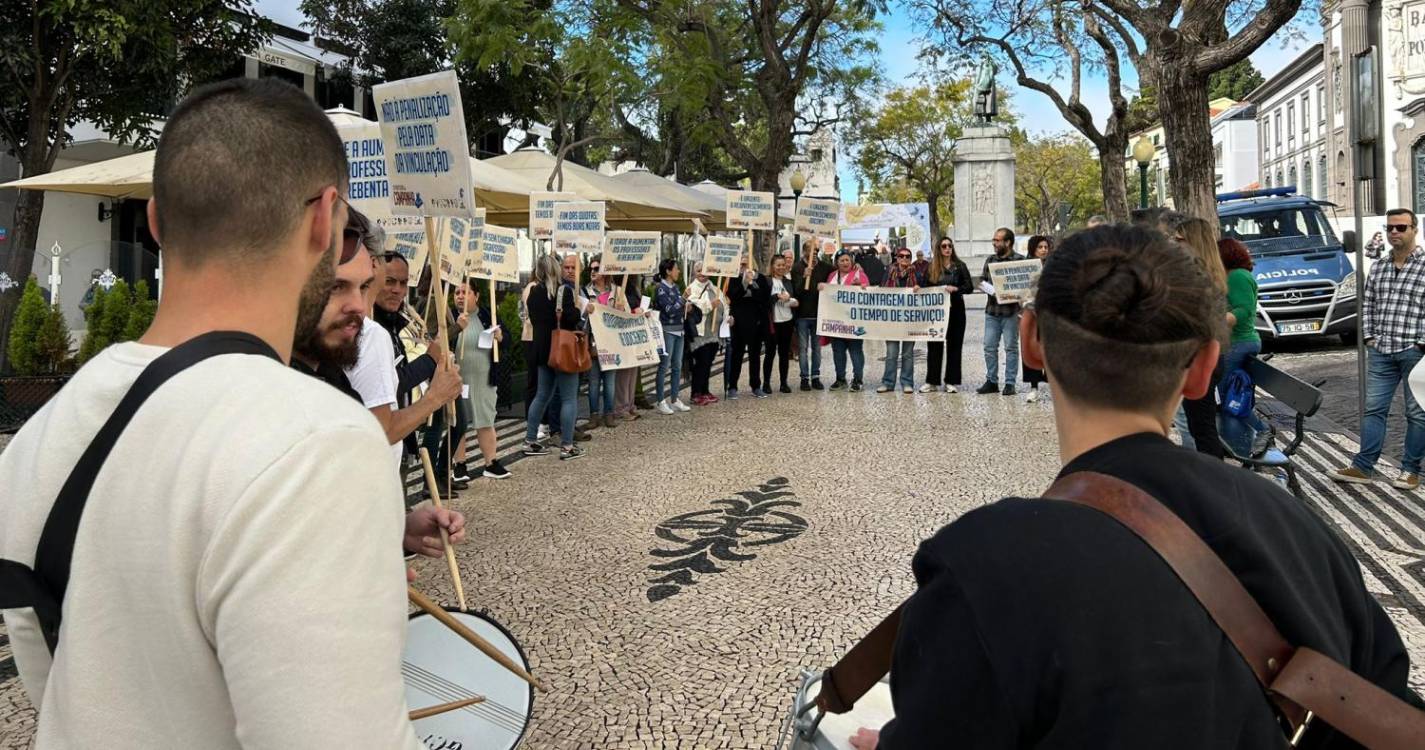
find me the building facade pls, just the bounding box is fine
[1250,44,1330,200]
[1126,98,1239,207]
[1214,102,1261,193]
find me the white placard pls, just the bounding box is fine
[725,190,776,230]
[703,236,745,277]
[602,231,661,276]
[986,259,1043,305]
[372,70,476,217]
[588,304,661,371]
[437,216,470,279]
[553,201,606,256]
[530,191,578,240]
[794,197,841,239]
[475,224,520,284]
[816,286,954,342]
[338,122,395,221]
[463,208,487,277]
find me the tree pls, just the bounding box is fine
[853,80,974,244]
[33,302,73,374]
[77,285,110,364]
[0,1,269,371]
[6,277,47,376]
[1016,133,1103,233]
[122,280,158,342]
[1208,59,1265,101]
[921,0,1136,223]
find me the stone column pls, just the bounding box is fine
[951,125,1016,258]
[1339,0,1377,213]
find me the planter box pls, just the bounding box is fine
[0,375,71,433]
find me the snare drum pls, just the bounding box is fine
[404,608,534,750]
[778,670,894,750]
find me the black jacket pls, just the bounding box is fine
[878,433,1420,749]
[373,305,436,409]
[526,283,582,368]
[790,259,835,319]
[928,260,972,306]
[727,272,771,331]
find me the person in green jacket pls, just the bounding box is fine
[1218,237,1261,402]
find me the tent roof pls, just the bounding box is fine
[612,168,727,223]
[486,149,706,228]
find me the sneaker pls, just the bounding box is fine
[604,413,620,428]
[976,382,999,395]
[1026,389,1039,403]
[573,429,591,442]
[560,445,585,461]
[902,386,913,394]
[918,383,936,393]
[523,442,549,457]
[706,394,719,404]
[754,389,770,399]
[876,384,892,393]
[727,388,740,400]
[851,380,863,392]
[1330,466,1373,484]
[656,400,675,415]
[1002,385,1017,396]
[583,417,600,430]
[672,399,691,412]
[537,425,549,440]
[828,379,847,391]
[482,460,511,480]
[1392,472,1419,490]
[800,378,812,392]
[452,468,473,483]
[812,378,825,391]
[945,384,958,393]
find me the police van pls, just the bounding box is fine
[1216,186,1356,344]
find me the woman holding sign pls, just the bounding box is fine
[878,248,926,394]
[583,256,620,428]
[454,280,510,479]
[524,254,585,461]
[923,237,972,393]
[763,255,799,394]
[686,262,727,406]
[821,250,871,391]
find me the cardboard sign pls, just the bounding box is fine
[474,223,520,284]
[530,191,578,240]
[602,231,661,275]
[725,190,776,230]
[553,201,606,256]
[385,224,429,287]
[794,197,841,239]
[644,309,666,355]
[437,216,469,279]
[816,286,953,342]
[462,208,487,277]
[588,303,661,370]
[372,70,475,217]
[703,235,744,277]
[987,259,1043,305]
[338,121,396,221]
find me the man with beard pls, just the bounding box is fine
[0,79,426,746]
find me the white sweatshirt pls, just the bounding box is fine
[0,342,422,749]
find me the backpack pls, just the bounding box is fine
[1222,368,1255,418]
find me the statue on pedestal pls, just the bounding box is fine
[974,56,998,124]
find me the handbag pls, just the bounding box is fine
[548,286,591,374]
[1222,368,1255,418]
[810,472,1425,749]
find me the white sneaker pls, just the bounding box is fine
[945,384,958,393]
[656,399,675,415]
[902,386,913,394]
[1026,389,1039,403]
[672,399,691,412]
[537,425,549,440]
[918,383,935,393]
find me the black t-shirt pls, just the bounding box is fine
[878,432,1418,749]
[290,359,363,404]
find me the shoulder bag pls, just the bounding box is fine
[548,286,591,374]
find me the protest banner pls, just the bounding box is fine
[987,259,1043,305]
[704,236,744,277]
[588,304,661,370]
[553,201,606,256]
[462,208,487,277]
[794,197,841,239]
[725,190,776,230]
[372,70,475,218]
[644,309,666,355]
[530,192,578,241]
[816,286,953,342]
[475,224,520,284]
[602,231,660,275]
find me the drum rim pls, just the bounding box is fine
[406,606,536,747]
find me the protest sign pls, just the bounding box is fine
[588,304,661,370]
[462,208,487,277]
[475,224,520,283]
[372,70,475,217]
[386,225,429,287]
[554,201,606,256]
[816,286,953,342]
[795,197,841,239]
[437,216,470,279]
[337,121,394,219]
[704,236,744,277]
[644,309,666,355]
[725,190,776,230]
[530,192,578,240]
[602,231,660,275]
[987,259,1043,305]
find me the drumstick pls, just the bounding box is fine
[409,696,486,721]
[418,447,468,612]
[408,586,549,693]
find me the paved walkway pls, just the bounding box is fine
[2,310,1422,749]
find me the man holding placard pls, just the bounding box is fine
[976,227,1027,396]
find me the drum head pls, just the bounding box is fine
[404,609,534,750]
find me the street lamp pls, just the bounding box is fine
[789,168,807,262]
[1132,136,1156,209]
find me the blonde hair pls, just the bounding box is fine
[1175,217,1227,294]
[535,253,563,302]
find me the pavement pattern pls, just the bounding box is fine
[2,305,1423,749]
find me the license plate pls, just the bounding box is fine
[1277,320,1322,334]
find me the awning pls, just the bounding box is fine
[485,149,706,229]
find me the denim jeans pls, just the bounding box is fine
[526,365,578,446]
[881,341,915,389]
[1353,347,1425,474]
[1218,339,1263,403]
[1173,406,1197,450]
[588,355,617,415]
[983,312,1020,387]
[796,318,823,379]
[657,331,686,402]
[831,338,865,381]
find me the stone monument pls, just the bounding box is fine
[953,57,1016,258]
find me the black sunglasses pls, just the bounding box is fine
[1386,223,1415,233]
[305,191,362,264]
[896,253,911,259]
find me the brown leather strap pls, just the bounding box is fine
[1272,647,1425,750]
[814,605,902,714]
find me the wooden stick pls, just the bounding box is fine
[408,586,548,692]
[489,277,500,363]
[409,696,485,721]
[418,447,467,612]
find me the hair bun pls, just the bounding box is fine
[1073,245,1170,336]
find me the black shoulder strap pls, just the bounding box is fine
[0,331,278,653]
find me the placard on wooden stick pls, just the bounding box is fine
[725,190,776,231]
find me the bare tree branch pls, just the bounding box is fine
[1192,0,1304,73]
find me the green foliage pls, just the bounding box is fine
[496,289,525,371]
[33,303,74,375]
[1015,133,1104,234]
[77,285,110,364]
[78,279,153,364]
[1124,86,1159,135]
[7,277,48,375]
[1208,60,1265,101]
[123,281,157,341]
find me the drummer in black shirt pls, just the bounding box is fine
[856,225,1420,749]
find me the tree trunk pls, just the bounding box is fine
[1097,137,1131,222]
[752,164,783,271]
[0,170,50,373]
[926,191,942,246]
[1156,62,1218,226]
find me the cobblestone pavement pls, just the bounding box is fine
[2,306,1423,749]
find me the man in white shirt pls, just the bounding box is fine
[0,79,425,748]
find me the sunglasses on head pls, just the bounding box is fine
[1386,223,1415,233]
[304,190,362,263]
